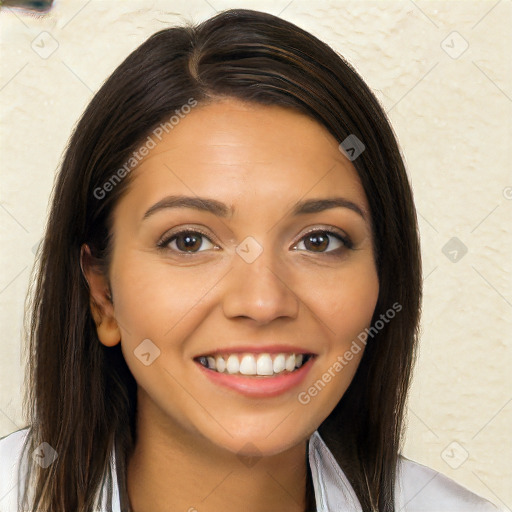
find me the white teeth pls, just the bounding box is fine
[215,356,226,373]
[198,352,310,376]
[273,354,286,373]
[226,355,240,374]
[256,354,274,376]
[285,354,296,372]
[239,355,257,375]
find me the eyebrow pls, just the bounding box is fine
[142,195,367,221]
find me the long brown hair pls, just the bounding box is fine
[20,8,421,511]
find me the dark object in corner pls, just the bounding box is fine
[1,0,53,12]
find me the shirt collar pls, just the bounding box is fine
[308,430,362,511]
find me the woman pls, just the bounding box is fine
[0,8,499,512]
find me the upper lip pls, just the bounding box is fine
[194,345,316,358]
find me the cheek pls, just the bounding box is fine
[110,251,222,344]
[294,261,378,427]
[306,260,379,348]
[110,257,163,340]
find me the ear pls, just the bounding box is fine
[80,243,121,347]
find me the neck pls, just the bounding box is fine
[126,394,310,512]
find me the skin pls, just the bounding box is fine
[82,98,379,512]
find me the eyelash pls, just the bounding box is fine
[157,226,354,256]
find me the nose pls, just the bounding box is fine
[221,245,300,325]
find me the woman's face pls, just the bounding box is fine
[102,98,379,456]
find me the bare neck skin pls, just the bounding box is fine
[126,388,309,512]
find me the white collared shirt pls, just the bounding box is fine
[0,428,500,511]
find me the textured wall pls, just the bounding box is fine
[0,0,510,509]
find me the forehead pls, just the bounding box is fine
[117,98,369,218]
[136,99,344,168]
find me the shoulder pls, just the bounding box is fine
[0,427,118,512]
[0,427,31,511]
[396,455,501,511]
[309,431,501,511]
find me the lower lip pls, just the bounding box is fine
[195,356,315,398]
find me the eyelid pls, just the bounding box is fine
[157,224,353,254]
[292,225,353,249]
[156,225,219,248]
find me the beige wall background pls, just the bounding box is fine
[0,0,510,509]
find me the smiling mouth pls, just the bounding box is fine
[194,352,313,377]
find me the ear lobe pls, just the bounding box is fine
[80,243,121,347]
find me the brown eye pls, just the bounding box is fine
[304,232,329,252]
[295,230,351,254]
[160,230,216,253]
